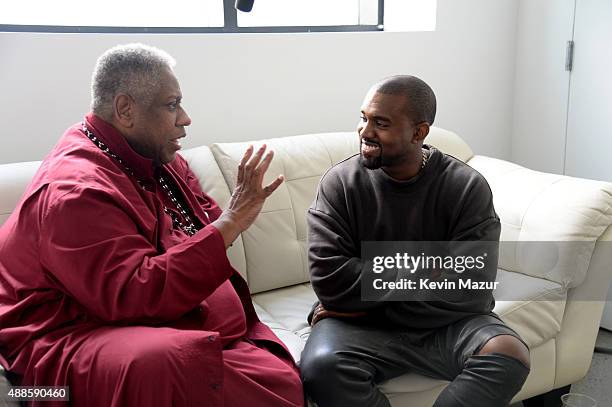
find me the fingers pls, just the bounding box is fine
[243,144,267,183]
[311,303,327,326]
[311,309,329,326]
[311,305,367,325]
[255,150,274,182]
[239,144,284,196]
[263,175,285,196]
[257,149,284,197]
[237,145,254,185]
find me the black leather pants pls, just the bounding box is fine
[300,315,529,407]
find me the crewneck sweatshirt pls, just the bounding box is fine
[307,145,501,329]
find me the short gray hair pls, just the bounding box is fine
[91,43,176,120]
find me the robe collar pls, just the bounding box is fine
[84,112,156,180]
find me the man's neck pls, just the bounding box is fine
[382,150,425,181]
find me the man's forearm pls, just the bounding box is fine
[211,212,243,249]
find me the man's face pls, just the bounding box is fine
[358,89,418,172]
[128,68,191,165]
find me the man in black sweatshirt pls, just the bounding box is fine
[300,75,530,407]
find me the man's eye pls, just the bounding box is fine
[360,116,367,122]
[167,102,178,110]
[376,121,387,127]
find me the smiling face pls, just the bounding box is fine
[358,89,425,179]
[126,67,191,165]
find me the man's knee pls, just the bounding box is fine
[117,329,208,381]
[300,347,342,387]
[301,346,384,407]
[438,335,531,406]
[477,334,530,369]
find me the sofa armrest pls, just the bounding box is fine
[468,154,612,392]
[0,161,41,227]
[468,155,612,287]
[551,224,612,388]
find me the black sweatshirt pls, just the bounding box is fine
[307,146,501,329]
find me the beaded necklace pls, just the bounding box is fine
[82,122,201,236]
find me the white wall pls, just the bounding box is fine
[0,0,518,164]
[564,0,612,183]
[511,0,575,174]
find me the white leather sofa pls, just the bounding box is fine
[1,127,611,406]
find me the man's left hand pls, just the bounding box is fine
[311,304,367,326]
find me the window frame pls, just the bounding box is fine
[0,0,385,33]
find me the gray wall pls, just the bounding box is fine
[0,0,518,164]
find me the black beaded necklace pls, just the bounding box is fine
[82,122,202,236]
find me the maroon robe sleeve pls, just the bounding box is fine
[39,185,234,323]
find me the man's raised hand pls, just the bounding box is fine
[212,144,284,248]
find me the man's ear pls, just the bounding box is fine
[412,122,430,143]
[113,93,134,128]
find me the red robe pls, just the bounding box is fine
[0,113,304,406]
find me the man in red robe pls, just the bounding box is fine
[0,43,304,406]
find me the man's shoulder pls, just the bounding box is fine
[434,148,490,189]
[319,153,364,186]
[432,149,497,221]
[38,177,128,215]
[25,127,138,211]
[41,124,128,184]
[310,154,364,212]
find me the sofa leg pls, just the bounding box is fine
[522,385,571,407]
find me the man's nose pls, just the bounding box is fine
[178,107,192,127]
[358,120,373,138]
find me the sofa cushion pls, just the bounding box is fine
[468,155,612,287]
[252,301,310,365]
[251,268,564,364]
[252,283,315,340]
[424,127,474,162]
[180,147,249,281]
[493,270,566,348]
[0,161,41,227]
[212,132,360,293]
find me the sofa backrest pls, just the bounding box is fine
[0,161,41,226]
[209,127,474,293]
[5,128,609,294]
[210,132,359,293]
[180,146,249,280]
[425,127,474,162]
[468,155,612,288]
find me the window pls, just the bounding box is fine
[384,0,436,32]
[1,0,224,31]
[237,0,380,28]
[0,0,436,33]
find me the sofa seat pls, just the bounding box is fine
[252,283,315,363]
[251,267,567,392]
